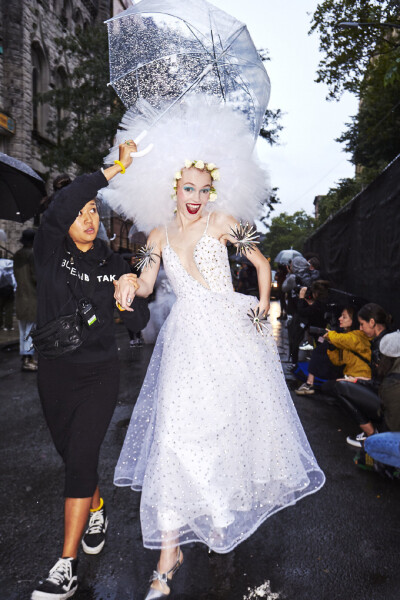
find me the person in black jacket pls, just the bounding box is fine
[287,280,329,366]
[31,142,150,600]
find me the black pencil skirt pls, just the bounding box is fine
[38,357,120,498]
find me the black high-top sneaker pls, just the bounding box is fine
[31,557,78,600]
[81,499,108,554]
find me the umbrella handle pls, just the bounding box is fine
[129,130,154,158]
[130,144,153,158]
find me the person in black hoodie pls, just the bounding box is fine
[31,141,150,600]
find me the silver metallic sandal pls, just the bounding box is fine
[144,549,183,599]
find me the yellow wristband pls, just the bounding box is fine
[114,160,126,174]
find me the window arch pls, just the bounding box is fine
[73,8,84,32]
[31,42,50,136]
[63,0,73,29]
[55,66,69,142]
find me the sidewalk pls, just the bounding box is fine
[0,314,19,349]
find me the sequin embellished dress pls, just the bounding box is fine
[114,220,325,553]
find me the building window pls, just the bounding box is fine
[31,43,50,136]
[62,0,73,30]
[55,66,69,142]
[73,8,84,32]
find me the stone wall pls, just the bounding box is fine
[0,0,112,255]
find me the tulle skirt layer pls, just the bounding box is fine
[114,289,325,552]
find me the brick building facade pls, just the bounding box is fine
[0,0,129,256]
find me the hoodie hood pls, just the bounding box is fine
[291,256,310,276]
[65,235,113,264]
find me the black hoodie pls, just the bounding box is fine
[34,170,149,363]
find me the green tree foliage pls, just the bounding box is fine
[259,109,284,146]
[260,211,315,261]
[337,50,400,170]
[315,177,361,226]
[39,25,125,174]
[310,0,400,99]
[258,48,284,145]
[258,187,281,228]
[310,1,400,223]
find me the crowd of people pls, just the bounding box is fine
[274,254,400,474]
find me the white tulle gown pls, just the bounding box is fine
[114,217,325,553]
[141,266,176,344]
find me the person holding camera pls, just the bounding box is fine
[286,278,329,367]
[31,142,150,600]
[295,305,371,395]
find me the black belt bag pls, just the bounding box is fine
[30,251,107,359]
[30,310,86,359]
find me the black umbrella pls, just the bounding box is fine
[0,152,47,222]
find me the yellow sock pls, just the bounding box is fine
[90,497,104,512]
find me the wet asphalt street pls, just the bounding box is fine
[1,300,400,600]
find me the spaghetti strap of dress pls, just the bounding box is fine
[165,225,170,247]
[204,212,211,235]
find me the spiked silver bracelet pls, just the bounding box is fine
[247,307,268,335]
[229,222,259,256]
[135,244,160,271]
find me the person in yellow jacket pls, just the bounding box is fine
[296,307,371,395]
[326,328,371,379]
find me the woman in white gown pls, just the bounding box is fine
[106,101,325,599]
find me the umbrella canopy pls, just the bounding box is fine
[0,153,46,222]
[106,0,270,138]
[274,249,303,265]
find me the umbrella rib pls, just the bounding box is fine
[210,20,225,101]
[214,25,247,61]
[183,22,214,60]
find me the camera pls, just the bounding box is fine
[293,284,313,300]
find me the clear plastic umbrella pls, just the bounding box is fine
[106,0,270,141]
[274,249,303,265]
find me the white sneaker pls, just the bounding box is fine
[295,383,315,395]
[31,557,78,599]
[346,432,367,448]
[299,342,314,351]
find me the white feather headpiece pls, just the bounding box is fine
[100,98,269,233]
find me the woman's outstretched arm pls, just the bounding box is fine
[113,228,163,311]
[218,213,271,315]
